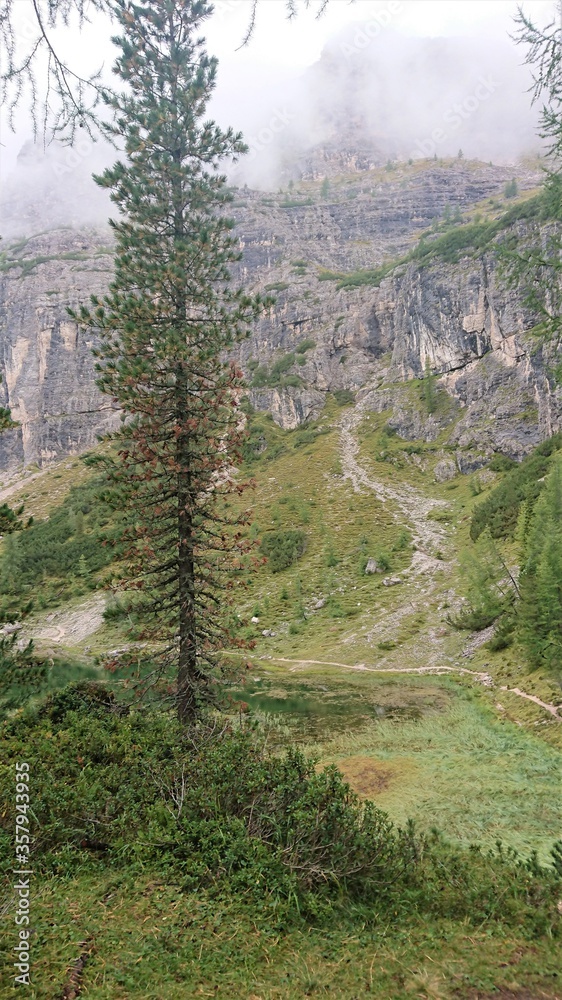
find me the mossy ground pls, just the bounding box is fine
[1,871,560,1000]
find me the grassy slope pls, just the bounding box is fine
[1,396,561,999]
[2,871,560,1000]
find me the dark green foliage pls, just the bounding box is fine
[261,529,307,572]
[0,691,560,929]
[318,259,401,290]
[0,475,119,608]
[332,388,355,406]
[0,501,29,535]
[470,433,562,540]
[488,453,518,472]
[264,281,289,292]
[504,178,518,199]
[486,615,516,651]
[281,374,303,389]
[70,0,264,723]
[0,634,45,716]
[251,353,303,389]
[241,411,287,465]
[517,458,562,675]
[448,536,517,631]
[295,338,316,354]
[0,638,98,719]
[0,696,403,899]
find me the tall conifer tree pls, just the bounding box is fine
[75,0,261,722]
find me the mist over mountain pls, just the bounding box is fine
[0,25,541,236]
[228,27,541,187]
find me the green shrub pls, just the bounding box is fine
[0,698,403,899]
[261,530,307,572]
[471,433,562,540]
[293,430,317,448]
[296,339,316,354]
[280,374,303,389]
[332,389,355,406]
[488,453,518,472]
[1,688,560,928]
[0,474,123,610]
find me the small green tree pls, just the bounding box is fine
[423,356,437,414]
[504,178,518,199]
[320,176,330,199]
[449,532,517,631]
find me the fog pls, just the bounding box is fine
[220,27,541,189]
[0,7,544,238]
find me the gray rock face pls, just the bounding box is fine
[434,459,457,483]
[0,160,558,470]
[0,229,120,468]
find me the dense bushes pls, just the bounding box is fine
[0,475,122,608]
[260,529,307,572]
[0,689,406,901]
[250,353,303,390]
[471,433,562,540]
[1,684,560,930]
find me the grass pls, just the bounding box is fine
[1,397,561,999]
[1,870,560,999]
[227,667,562,863]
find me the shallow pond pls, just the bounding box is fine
[226,674,443,742]
[227,670,562,862]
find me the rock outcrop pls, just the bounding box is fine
[0,159,559,470]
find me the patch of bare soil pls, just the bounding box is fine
[336,755,413,797]
[27,594,107,648]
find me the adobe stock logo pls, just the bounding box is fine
[340,1,403,58]
[411,75,501,159]
[245,108,295,162]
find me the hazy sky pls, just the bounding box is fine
[0,0,556,221]
[1,1,554,153]
[206,0,554,67]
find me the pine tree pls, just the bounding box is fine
[518,456,562,675]
[74,0,262,723]
[423,356,437,414]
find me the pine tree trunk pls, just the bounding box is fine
[173,131,198,725]
[176,368,198,724]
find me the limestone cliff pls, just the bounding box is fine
[0,160,558,471]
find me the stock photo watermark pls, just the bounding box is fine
[411,75,501,159]
[13,762,32,987]
[245,106,295,162]
[340,1,403,58]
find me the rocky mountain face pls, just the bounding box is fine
[0,158,558,472]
